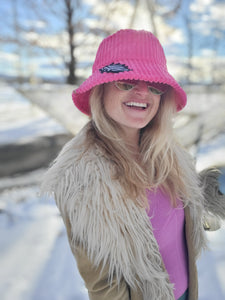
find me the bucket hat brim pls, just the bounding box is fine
[72,59,187,115]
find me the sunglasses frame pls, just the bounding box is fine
[114,80,165,96]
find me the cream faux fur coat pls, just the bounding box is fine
[42,125,225,300]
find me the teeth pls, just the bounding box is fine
[125,102,147,108]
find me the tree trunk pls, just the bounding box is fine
[145,0,158,37]
[65,0,76,84]
[185,14,193,85]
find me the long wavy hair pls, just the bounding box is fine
[85,84,203,208]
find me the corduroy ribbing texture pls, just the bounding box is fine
[72,29,187,115]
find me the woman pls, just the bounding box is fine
[42,29,225,300]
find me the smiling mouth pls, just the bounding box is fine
[124,102,148,109]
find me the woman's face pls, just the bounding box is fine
[103,80,162,136]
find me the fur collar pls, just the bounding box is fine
[41,125,207,300]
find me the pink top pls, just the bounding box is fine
[147,189,188,300]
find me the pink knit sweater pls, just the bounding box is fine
[147,189,188,300]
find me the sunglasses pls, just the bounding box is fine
[114,80,165,95]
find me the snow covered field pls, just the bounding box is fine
[0,177,89,300]
[0,83,225,300]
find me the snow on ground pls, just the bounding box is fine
[0,179,89,300]
[0,82,67,146]
[197,222,225,300]
[0,83,225,300]
[196,133,225,172]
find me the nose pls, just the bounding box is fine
[133,81,149,96]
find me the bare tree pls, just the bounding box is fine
[184,13,193,84]
[64,0,77,84]
[157,0,182,18]
[1,0,90,84]
[39,0,81,84]
[3,0,224,86]
[145,0,158,36]
[187,0,225,86]
[130,0,183,38]
[129,0,140,28]
[12,0,23,82]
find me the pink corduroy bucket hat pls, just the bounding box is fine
[72,29,187,115]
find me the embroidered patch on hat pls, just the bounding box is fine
[99,63,132,73]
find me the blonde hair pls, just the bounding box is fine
[86,84,202,208]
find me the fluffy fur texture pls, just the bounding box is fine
[199,168,225,231]
[41,125,217,300]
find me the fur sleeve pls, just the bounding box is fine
[199,168,225,230]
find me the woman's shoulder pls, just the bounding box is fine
[59,124,108,168]
[41,123,111,194]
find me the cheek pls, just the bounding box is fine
[152,97,161,114]
[104,95,114,115]
[155,97,161,111]
[146,97,161,122]
[103,86,119,118]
